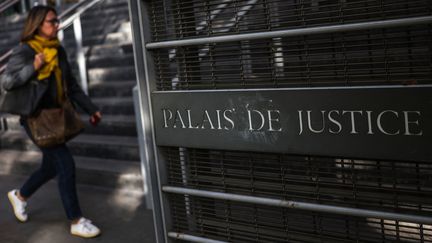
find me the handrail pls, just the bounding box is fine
[59,0,103,29]
[0,0,104,75]
[0,0,20,14]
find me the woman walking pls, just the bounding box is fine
[2,6,102,238]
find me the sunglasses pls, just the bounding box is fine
[45,18,60,25]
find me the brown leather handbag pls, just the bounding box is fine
[27,78,85,148]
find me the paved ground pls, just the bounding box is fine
[0,174,156,243]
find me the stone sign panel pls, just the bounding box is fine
[152,86,432,162]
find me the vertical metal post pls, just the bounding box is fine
[73,16,88,94]
[128,0,169,242]
[20,0,27,13]
[57,30,64,42]
[132,85,152,210]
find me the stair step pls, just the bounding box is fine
[63,22,129,41]
[0,131,140,161]
[82,114,138,136]
[0,131,36,151]
[82,1,129,16]
[87,54,135,68]
[0,43,18,55]
[63,32,132,47]
[74,156,142,191]
[0,31,20,44]
[89,80,136,97]
[63,25,117,40]
[0,114,22,131]
[81,8,130,22]
[67,43,133,63]
[91,96,135,115]
[88,66,136,82]
[0,149,41,174]
[70,134,140,161]
[0,14,25,29]
[0,149,143,192]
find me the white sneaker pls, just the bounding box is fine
[7,189,28,222]
[71,218,101,238]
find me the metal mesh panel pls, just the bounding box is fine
[163,147,432,242]
[149,0,432,90]
[153,27,432,90]
[149,0,432,41]
[168,196,431,243]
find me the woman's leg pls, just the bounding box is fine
[49,144,82,220]
[19,152,57,199]
[49,145,101,238]
[19,119,57,198]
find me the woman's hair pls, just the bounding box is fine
[20,6,57,42]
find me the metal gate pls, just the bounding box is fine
[128,0,432,242]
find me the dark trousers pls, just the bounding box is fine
[20,121,82,220]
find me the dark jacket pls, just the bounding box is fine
[1,43,98,116]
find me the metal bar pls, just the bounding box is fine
[146,16,432,49]
[168,232,229,243]
[0,49,13,73]
[0,0,20,13]
[0,1,7,9]
[152,84,432,94]
[163,186,432,225]
[0,50,13,64]
[0,66,6,74]
[132,86,152,209]
[128,0,168,242]
[20,0,26,13]
[72,16,88,94]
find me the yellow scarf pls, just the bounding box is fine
[27,35,64,103]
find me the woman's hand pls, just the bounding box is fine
[33,53,45,71]
[90,111,102,126]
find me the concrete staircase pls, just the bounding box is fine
[0,0,143,197]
